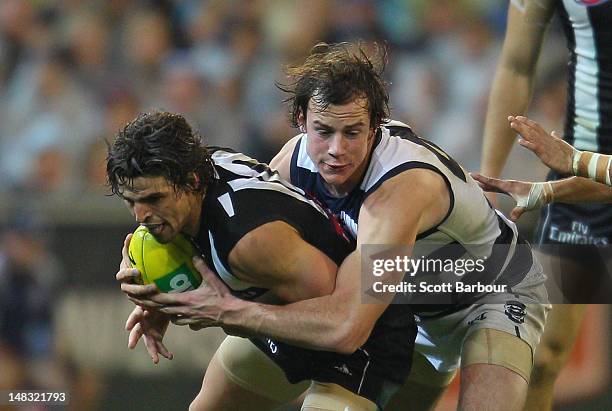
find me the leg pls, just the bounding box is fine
[459,363,528,411]
[301,382,377,411]
[190,336,308,411]
[459,329,533,411]
[524,304,586,411]
[386,351,455,411]
[190,349,282,411]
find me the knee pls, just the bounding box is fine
[535,331,576,366]
[531,338,573,383]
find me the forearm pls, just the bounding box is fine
[551,177,612,204]
[221,252,373,354]
[222,294,358,353]
[481,67,533,177]
[572,151,612,186]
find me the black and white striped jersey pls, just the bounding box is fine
[193,147,354,300]
[290,122,539,311]
[557,0,612,153]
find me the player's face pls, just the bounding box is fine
[304,98,376,196]
[121,176,202,243]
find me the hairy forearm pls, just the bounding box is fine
[220,252,371,354]
[481,68,533,177]
[221,294,357,353]
[552,177,612,204]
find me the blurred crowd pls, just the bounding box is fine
[0,0,567,198]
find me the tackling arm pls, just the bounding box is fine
[220,169,449,353]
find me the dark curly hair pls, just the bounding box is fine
[106,111,215,196]
[278,42,390,129]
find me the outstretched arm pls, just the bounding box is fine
[481,0,555,180]
[510,116,612,185]
[472,173,612,221]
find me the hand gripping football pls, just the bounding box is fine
[128,225,202,293]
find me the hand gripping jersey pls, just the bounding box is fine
[192,148,416,408]
[537,0,612,247]
[290,121,540,313]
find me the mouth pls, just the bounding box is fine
[141,223,165,236]
[322,162,349,172]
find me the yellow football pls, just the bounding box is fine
[128,225,202,293]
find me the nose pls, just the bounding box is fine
[133,202,152,223]
[327,133,347,158]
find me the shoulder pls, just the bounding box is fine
[358,168,450,243]
[364,168,448,210]
[270,134,303,180]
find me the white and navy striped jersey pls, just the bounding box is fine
[557,0,612,153]
[193,148,354,300]
[290,122,537,311]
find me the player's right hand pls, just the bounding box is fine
[116,233,141,284]
[509,115,575,175]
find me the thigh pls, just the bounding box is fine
[301,382,377,411]
[459,363,528,411]
[462,328,533,383]
[191,336,308,411]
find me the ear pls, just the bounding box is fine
[188,172,201,191]
[367,127,377,141]
[297,110,306,133]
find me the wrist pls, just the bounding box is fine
[572,148,583,176]
[218,297,264,337]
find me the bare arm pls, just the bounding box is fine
[472,173,612,221]
[228,221,338,302]
[217,169,450,353]
[481,0,555,178]
[552,177,612,203]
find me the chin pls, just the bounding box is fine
[321,172,350,187]
[152,229,176,244]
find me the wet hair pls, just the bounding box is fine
[278,42,390,129]
[106,111,214,196]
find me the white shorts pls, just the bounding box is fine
[414,264,551,379]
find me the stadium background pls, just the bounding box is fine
[0,0,608,409]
